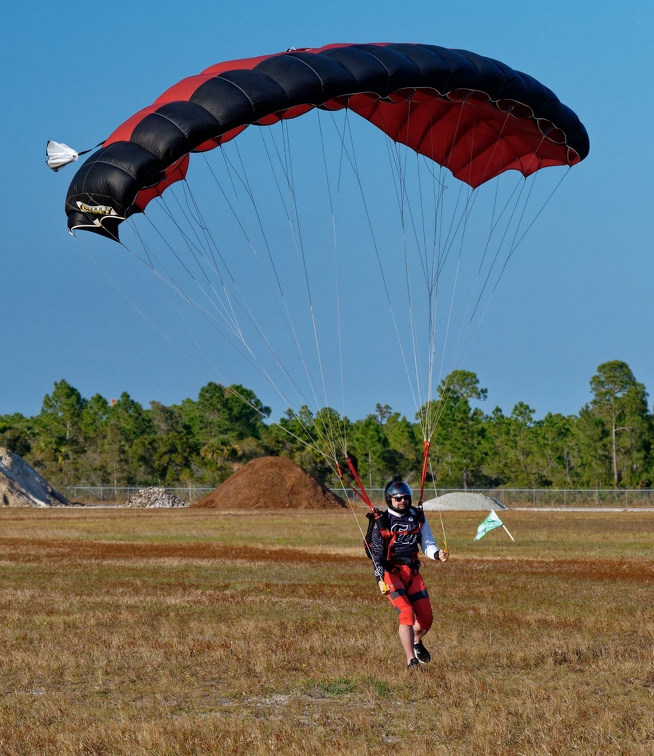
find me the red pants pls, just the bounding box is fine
[384,564,433,630]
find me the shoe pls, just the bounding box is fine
[413,640,431,664]
[407,658,420,671]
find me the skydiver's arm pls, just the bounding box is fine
[420,518,442,560]
[370,523,386,580]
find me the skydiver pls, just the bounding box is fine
[367,475,448,670]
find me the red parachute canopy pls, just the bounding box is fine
[64,42,589,239]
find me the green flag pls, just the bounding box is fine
[474,510,504,540]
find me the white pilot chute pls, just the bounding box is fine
[46,141,79,171]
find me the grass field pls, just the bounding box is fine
[0,507,652,755]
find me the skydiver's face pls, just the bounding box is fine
[391,495,411,511]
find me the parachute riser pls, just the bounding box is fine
[416,440,449,561]
[338,459,389,585]
[337,457,374,511]
[417,439,431,507]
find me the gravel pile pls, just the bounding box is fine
[422,492,507,511]
[123,487,189,508]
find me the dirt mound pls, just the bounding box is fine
[193,456,346,510]
[422,492,507,511]
[0,447,74,507]
[124,487,189,508]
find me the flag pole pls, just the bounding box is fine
[502,524,515,542]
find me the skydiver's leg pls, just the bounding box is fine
[398,623,416,664]
[384,566,417,665]
[407,571,433,642]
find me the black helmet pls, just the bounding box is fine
[384,474,412,512]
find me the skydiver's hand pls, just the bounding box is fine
[438,549,449,562]
[378,579,390,594]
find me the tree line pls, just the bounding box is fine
[0,360,651,491]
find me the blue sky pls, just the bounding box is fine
[2,1,653,425]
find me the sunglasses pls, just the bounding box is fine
[392,495,411,502]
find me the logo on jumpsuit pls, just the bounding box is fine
[392,518,417,545]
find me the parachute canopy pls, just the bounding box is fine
[64,42,589,239]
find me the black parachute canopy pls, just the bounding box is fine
[64,42,589,240]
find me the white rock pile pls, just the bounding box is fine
[123,487,189,508]
[421,492,507,511]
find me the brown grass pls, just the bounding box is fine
[0,508,652,754]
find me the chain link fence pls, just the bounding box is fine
[62,485,654,508]
[335,488,654,508]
